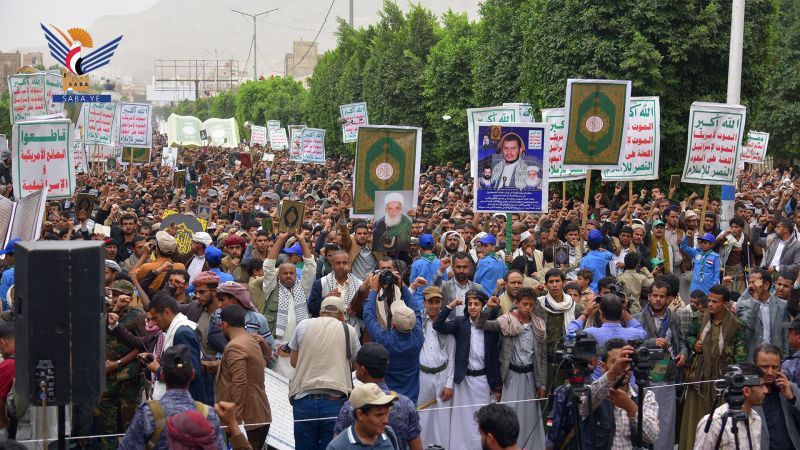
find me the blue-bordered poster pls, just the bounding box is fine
[473,122,549,213]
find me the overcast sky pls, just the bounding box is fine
[2,0,160,50]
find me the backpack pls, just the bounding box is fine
[145,399,209,450]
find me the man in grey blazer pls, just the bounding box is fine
[737,268,790,359]
[433,251,483,317]
[754,217,800,274]
[754,343,800,450]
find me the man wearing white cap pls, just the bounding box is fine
[186,231,212,283]
[373,192,412,252]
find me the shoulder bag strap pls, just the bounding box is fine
[146,400,166,450]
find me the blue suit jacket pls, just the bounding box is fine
[432,305,501,390]
[173,325,214,405]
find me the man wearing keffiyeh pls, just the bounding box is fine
[679,284,746,449]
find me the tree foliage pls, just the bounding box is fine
[233,77,307,140]
[758,0,800,157]
[521,0,775,176]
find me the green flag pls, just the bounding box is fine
[563,79,631,169]
[353,126,422,217]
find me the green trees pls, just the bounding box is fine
[154,0,789,171]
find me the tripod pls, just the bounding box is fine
[565,374,596,450]
[703,387,754,450]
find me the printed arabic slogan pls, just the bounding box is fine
[288,125,306,162]
[541,108,587,182]
[117,103,152,148]
[563,79,632,169]
[741,131,769,164]
[353,126,422,217]
[13,119,75,199]
[602,97,660,181]
[8,73,47,124]
[84,102,117,145]
[681,102,746,185]
[473,123,549,213]
[467,106,518,177]
[339,102,369,143]
[44,72,65,118]
[300,128,326,165]
[250,125,268,146]
[267,120,281,130]
[503,103,533,122]
[269,128,289,151]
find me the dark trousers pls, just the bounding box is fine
[292,396,345,450]
[245,425,270,450]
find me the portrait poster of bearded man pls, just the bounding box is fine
[373,190,413,252]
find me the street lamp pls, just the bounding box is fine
[231,8,279,81]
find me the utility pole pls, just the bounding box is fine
[349,0,354,27]
[231,8,279,81]
[720,0,744,229]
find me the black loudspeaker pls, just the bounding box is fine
[14,241,105,405]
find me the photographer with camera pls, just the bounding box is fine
[568,290,647,380]
[633,278,688,450]
[555,338,659,449]
[363,266,425,403]
[693,363,767,450]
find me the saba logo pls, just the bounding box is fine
[40,24,123,75]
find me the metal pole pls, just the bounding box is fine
[349,0,354,27]
[253,16,257,80]
[720,0,745,230]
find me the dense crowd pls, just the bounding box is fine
[1,136,800,450]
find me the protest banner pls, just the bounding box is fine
[72,140,89,173]
[161,147,179,168]
[682,102,746,186]
[202,118,240,148]
[473,122,549,213]
[741,131,769,164]
[12,118,75,199]
[269,127,289,151]
[8,73,47,124]
[84,102,117,145]
[0,135,6,154]
[121,147,152,165]
[89,144,114,162]
[250,125,268,146]
[563,79,632,169]
[267,120,281,130]
[602,97,660,181]
[373,190,413,252]
[353,126,422,217]
[300,128,326,164]
[117,102,152,148]
[0,188,47,250]
[264,369,294,450]
[288,125,305,161]
[467,106,518,177]
[166,113,203,146]
[339,102,369,143]
[503,103,533,122]
[541,108,587,182]
[44,72,65,118]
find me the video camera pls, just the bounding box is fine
[555,331,600,383]
[715,364,762,410]
[627,338,665,385]
[373,269,397,287]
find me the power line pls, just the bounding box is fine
[238,35,254,84]
[287,0,335,73]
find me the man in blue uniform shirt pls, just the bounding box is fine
[680,231,720,295]
[474,234,507,296]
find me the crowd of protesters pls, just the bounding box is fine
[1,134,800,450]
